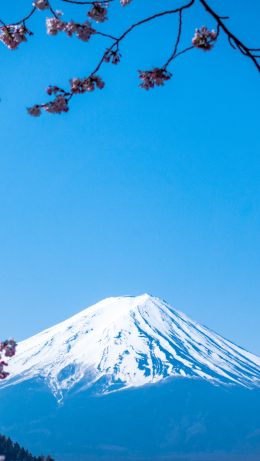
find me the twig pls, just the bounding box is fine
[199,0,260,71]
[91,0,195,75]
[163,9,183,69]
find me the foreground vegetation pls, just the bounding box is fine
[0,435,54,461]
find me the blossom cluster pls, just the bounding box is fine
[46,15,96,42]
[44,95,69,114]
[0,24,32,50]
[192,26,217,51]
[70,75,105,93]
[28,84,69,115]
[88,3,108,23]
[120,0,132,5]
[28,95,69,116]
[139,68,172,90]
[28,74,105,116]
[33,0,49,10]
[0,339,16,380]
[46,85,66,96]
[27,105,42,116]
[104,48,121,65]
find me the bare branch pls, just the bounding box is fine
[163,9,183,69]
[199,0,260,71]
[91,0,195,75]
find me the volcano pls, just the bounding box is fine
[1,294,259,461]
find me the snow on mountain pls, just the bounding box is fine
[2,294,260,401]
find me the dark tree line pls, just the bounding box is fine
[0,435,54,461]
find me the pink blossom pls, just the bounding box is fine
[74,22,96,42]
[70,75,105,93]
[64,21,78,37]
[33,0,49,10]
[104,48,121,65]
[27,105,42,116]
[192,26,217,51]
[46,17,65,35]
[88,3,108,23]
[0,24,32,50]
[120,0,132,6]
[139,68,172,90]
[43,95,69,114]
[0,339,16,379]
[0,362,9,380]
[0,339,16,357]
[46,16,96,42]
[46,85,64,95]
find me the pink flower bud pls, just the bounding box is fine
[33,0,49,10]
[88,3,108,23]
[120,0,132,6]
[138,68,172,90]
[192,26,217,51]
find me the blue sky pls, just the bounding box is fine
[0,0,259,353]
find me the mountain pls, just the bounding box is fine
[2,294,260,402]
[0,294,260,461]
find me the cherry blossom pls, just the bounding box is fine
[46,17,64,36]
[0,0,256,114]
[0,339,17,379]
[28,87,70,116]
[88,3,108,23]
[44,95,69,114]
[139,68,172,90]
[28,74,105,116]
[0,339,16,357]
[74,21,96,42]
[120,0,132,6]
[28,85,69,116]
[0,361,9,380]
[104,48,121,65]
[33,0,49,10]
[192,25,217,51]
[27,105,42,116]
[0,24,32,50]
[70,75,105,93]
[46,16,96,42]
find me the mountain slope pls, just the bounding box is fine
[0,377,260,461]
[2,294,260,401]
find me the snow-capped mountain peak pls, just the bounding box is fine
[3,294,260,400]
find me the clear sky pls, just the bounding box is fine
[0,0,259,354]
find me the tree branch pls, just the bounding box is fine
[199,0,260,71]
[91,0,195,75]
[163,9,184,69]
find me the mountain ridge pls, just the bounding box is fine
[2,294,260,401]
